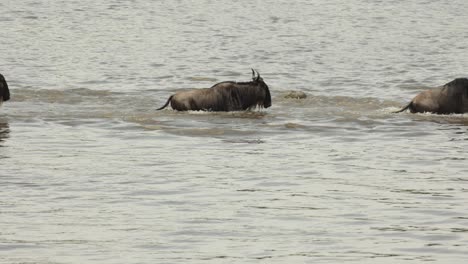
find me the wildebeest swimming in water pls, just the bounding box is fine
[0,73,10,104]
[394,78,468,114]
[156,69,271,111]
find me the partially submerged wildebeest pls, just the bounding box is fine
[156,69,271,111]
[0,73,10,104]
[394,78,468,114]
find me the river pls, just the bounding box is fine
[1,0,468,263]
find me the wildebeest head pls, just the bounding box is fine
[0,73,10,102]
[250,69,271,108]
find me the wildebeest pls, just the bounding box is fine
[156,69,271,111]
[0,73,10,104]
[394,78,468,114]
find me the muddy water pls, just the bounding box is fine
[1,0,468,263]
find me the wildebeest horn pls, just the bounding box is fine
[255,70,261,82]
[251,68,256,79]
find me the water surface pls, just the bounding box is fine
[1,0,468,263]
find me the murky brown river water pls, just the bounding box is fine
[1,0,468,263]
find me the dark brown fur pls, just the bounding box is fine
[157,69,271,111]
[395,78,468,114]
[0,73,10,103]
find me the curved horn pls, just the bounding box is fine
[251,68,256,79]
[255,70,261,82]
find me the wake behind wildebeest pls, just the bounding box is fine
[156,69,271,111]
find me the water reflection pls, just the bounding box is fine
[0,121,9,144]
